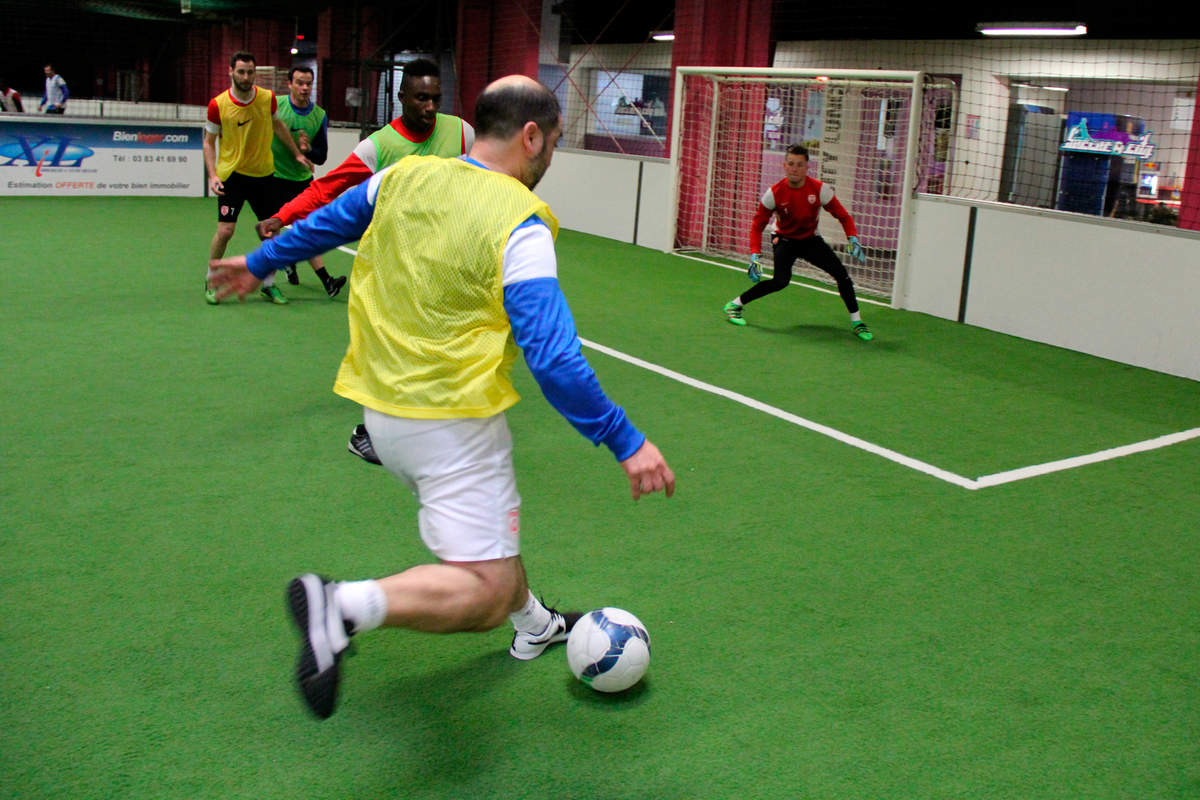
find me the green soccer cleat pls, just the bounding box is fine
[852,321,873,341]
[261,285,289,305]
[723,301,746,326]
[204,280,219,305]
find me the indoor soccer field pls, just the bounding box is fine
[3,196,1198,799]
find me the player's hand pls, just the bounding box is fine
[209,175,225,196]
[748,253,763,283]
[208,255,261,301]
[256,217,283,240]
[298,131,310,152]
[295,153,314,171]
[848,236,866,263]
[619,439,675,501]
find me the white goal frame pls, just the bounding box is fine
[669,66,927,307]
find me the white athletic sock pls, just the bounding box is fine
[509,590,553,634]
[729,296,744,307]
[334,580,387,634]
[850,311,862,323]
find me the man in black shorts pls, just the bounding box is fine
[269,66,346,297]
[202,51,310,305]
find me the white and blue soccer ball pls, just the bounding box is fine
[566,607,651,693]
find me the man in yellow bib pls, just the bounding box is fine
[202,51,310,305]
[209,75,675,720]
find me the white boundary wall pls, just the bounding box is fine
[904,195,1200,381]
[538,148,1200,382]
[534,148,674,250]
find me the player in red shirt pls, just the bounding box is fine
[723,144,873,341]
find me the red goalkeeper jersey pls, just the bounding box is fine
[748,175,857,253]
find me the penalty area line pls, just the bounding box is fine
[579,337,977,490]
[333,244,1198,490]
[974,428,1200,488]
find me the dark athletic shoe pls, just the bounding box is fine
[347,423,382,466]
[283,264,299,285]
[287,574,351,720]
[325,275,347,299]
[510,609,583,660]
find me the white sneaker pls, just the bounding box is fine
[509,610,581,660]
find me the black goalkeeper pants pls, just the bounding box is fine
[739,234,859,314]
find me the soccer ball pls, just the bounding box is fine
[566,607,651,693]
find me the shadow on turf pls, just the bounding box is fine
[565,673,651,708]
[752,322,896,348]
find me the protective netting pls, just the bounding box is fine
[675,70,952,296]
[773,39,1199,228]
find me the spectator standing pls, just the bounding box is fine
[39,64,68,114]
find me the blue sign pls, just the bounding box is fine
[0,119,203,196]
[1060,116,1155,160]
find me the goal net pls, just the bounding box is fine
[672,68,954,300]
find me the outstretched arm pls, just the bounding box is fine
[267,151,373,229]
[503,222,674,500]
[209,176,378,299]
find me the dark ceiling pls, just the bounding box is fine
[2,0,1194,95]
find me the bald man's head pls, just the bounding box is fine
[474,75,560,141]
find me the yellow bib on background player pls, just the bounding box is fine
[214,86,275,180]
[334,156,558,419]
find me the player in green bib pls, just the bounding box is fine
[270,67,346,298]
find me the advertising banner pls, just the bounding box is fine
[0,118,205,196]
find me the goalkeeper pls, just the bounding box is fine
[722,144,873,341]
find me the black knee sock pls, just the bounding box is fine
[314,267,332,285]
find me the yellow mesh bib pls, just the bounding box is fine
[334,156,559,418]
[215,88,275,179]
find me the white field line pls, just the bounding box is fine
[334,244,1198,489]
[580,338,976,490]
[972,428,1200,488]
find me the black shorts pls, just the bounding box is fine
[217,172,278,223]
[272,176,312,213]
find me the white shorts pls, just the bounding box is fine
[363,407,521,562]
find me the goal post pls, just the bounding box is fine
[670,67,941,305]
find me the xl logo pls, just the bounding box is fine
[0,136,96,174]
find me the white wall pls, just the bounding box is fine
[322,126,360,179]
[534,148,674,251]
[904,195,1200,381]
[539,149,1199,381]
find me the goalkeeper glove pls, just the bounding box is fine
[847,236,866,263]
[748,253,763,283]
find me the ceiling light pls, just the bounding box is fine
[1012,82,1070,92]
[651,31,675,41]
[977,22,1087,37]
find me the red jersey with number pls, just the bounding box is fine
[748,176,857,253]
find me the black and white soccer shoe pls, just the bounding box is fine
[347,423,382,466]
[286,574,351,720]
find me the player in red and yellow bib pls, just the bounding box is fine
[201,51,310,306]
[723,144,874,341]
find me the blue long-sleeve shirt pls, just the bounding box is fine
[246,164,644,461]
